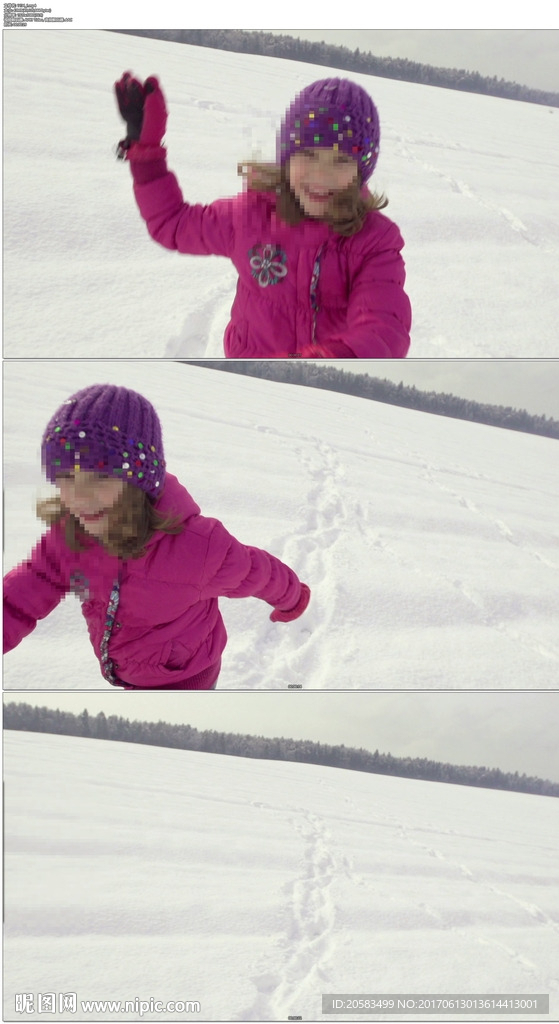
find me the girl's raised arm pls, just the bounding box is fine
[114,72,235,258]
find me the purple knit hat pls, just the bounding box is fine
[278,78,380,183]
[42,384,166,498]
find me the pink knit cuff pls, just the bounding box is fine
[129,157,168,185]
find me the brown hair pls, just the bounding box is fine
[238,160,388,238]
[37,485,183,559]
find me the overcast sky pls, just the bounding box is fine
[266,30,559,93]
[24,20,558,93]
[316,359,559,420]
[5,691,558,784]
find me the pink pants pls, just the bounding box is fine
[121,660,221,690]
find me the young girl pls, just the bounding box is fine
[114,73,412,359]
[3,384,310,689]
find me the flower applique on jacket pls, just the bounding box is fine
[248,244,288,287]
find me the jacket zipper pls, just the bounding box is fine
[100,569,125,686]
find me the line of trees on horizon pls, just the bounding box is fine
[4,702,558,798]
[186,361,559,440]
[110,29,559,108]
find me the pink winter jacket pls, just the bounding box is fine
[131,159,412,358]
[3,475,303,688]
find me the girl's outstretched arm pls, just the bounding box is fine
[3,527,70,653]
[198,520,309,621]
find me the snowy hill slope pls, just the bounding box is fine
[3,29,559,358]
[3,360,558,689]
[4,731,559,1022]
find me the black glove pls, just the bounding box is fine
[114,72,162,158]
[115,71,145,142]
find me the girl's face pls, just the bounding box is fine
[56,471,125,540]
[288,147,359,218]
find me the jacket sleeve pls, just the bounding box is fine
[307,218,412,359]
[129,157,237,257]
[3,527,70,653]
[199,522,302,612]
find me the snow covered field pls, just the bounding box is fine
[3,730,559,1022]
[3,360,558,689]
[3,29,559,358]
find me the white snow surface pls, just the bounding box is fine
[3,360,559,689]
[3,731,559,1022]
[3,29,559,359]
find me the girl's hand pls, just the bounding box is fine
[270,583,311,623]
[114,72,168,157]
[293,340,354,359]
[114,71,145,141]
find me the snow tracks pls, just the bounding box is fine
[235,805,342,1020]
